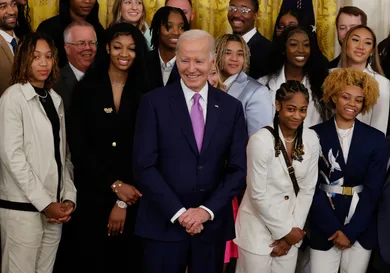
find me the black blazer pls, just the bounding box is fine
[54,63,79,118]
[247,30,271,79]
[69,72,141,200]
[145,49,180,92]
[37,15,105,68]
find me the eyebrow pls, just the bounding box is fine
[34,50,52,53]
[351,34,373,40]
[288,38,310,42]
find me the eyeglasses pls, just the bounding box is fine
[226,6,252,15]
[276,23,298,32]
[66,40,98,49]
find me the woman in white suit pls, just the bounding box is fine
[234,81,320,273]
[215,33,273,137]
[339,25,390,135]
[258,25,331,128]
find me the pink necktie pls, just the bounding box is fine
[190,93,204,152]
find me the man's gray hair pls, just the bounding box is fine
[63,21,97,44]
[176,29,215,59]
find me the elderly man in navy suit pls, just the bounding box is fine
[133,29,247,273]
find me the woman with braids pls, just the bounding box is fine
[0,32,76,272]
[309,68,388,273]
[339,25,390,135]
[258,25,332,128]
[234,80,320,273]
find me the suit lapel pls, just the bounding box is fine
[149,50,164,88]
[0,35,14,64]
[201,87,220,155]
[167,63,179,85]
[344,120,364,177]
[227,72,247,99]
[169,82,199,155]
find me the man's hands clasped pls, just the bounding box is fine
[45,200,75,224]
[178,208,211,236]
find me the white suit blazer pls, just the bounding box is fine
[234,126,319,255]
[258,66,322,128]
[0,82,76,211]
[330,66,390,134]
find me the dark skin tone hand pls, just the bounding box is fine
[270,239,292,257]
[107,204,126,236]
[328,230,351,250]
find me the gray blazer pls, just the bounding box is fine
[227,72,273,137]
[54,63,78,117]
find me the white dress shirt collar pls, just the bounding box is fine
[159,50,176,85]
[223,73,239,91]
[68,62,85,81]
[0,29,16,55]
[242,27,257,43]
[181,79,208,104]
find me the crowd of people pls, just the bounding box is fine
[1,0,390,273]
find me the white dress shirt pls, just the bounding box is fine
[224,73,239,91]
[0,29,16,55]
[335,120,354,163]
[242,27,257,43]
[159,50,176,86]
[170,79,214,223]
[68,62,85,81]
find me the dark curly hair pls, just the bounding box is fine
[260,25,331,122]
[10,32,59,90]
[14,3,32,38]
[273,80,309,162]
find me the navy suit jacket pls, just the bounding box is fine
[310,118,388,250]
[133,81,247,243]
[378,157,390,264]
[247,31,271,79]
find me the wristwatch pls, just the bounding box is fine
[116,200,128,209]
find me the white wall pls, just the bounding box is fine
[333,0,390,58]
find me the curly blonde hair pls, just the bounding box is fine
[215,34,250,75]
[322,68,379,115]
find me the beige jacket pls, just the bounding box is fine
[0,82,76,211]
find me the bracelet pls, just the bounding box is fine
[111,181,122,193]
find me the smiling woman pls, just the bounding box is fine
[66,23,149,273]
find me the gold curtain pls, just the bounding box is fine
[29,0,337,60]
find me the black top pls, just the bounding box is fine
[32,85,62,201]
[329,55,340,69]
[247,30,272,79]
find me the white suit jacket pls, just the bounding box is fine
[258,66,322,128]
[227,71,273,136]
[330,65,390,135]
[0,82,76,211]
[234,126,319,255]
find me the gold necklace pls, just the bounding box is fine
[336,124,353,145]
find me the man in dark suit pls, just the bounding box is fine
[329,6,367,68]
[227,0,271,79]
[133,29,247,273]
[54,21,97,116]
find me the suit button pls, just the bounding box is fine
[112,142,117,147]
[284,196,289,200]
[197,166,203,170]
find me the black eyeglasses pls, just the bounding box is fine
[226,5,252,15]
[66,40,98,49]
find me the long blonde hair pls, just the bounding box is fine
[340,25,384,76]
[110,0,146,33]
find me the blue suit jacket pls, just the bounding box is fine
[133,81,247,243]
[227,71,273,137]
[310,118,388,250]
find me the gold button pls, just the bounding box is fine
[284,196,289,200]
[112,142,117,147]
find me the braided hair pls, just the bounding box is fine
[273,80,309,162]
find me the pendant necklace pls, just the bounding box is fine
[37,89,48,103]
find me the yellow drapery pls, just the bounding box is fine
[29,0,337,60]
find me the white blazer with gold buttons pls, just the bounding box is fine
[234,126,319,255]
